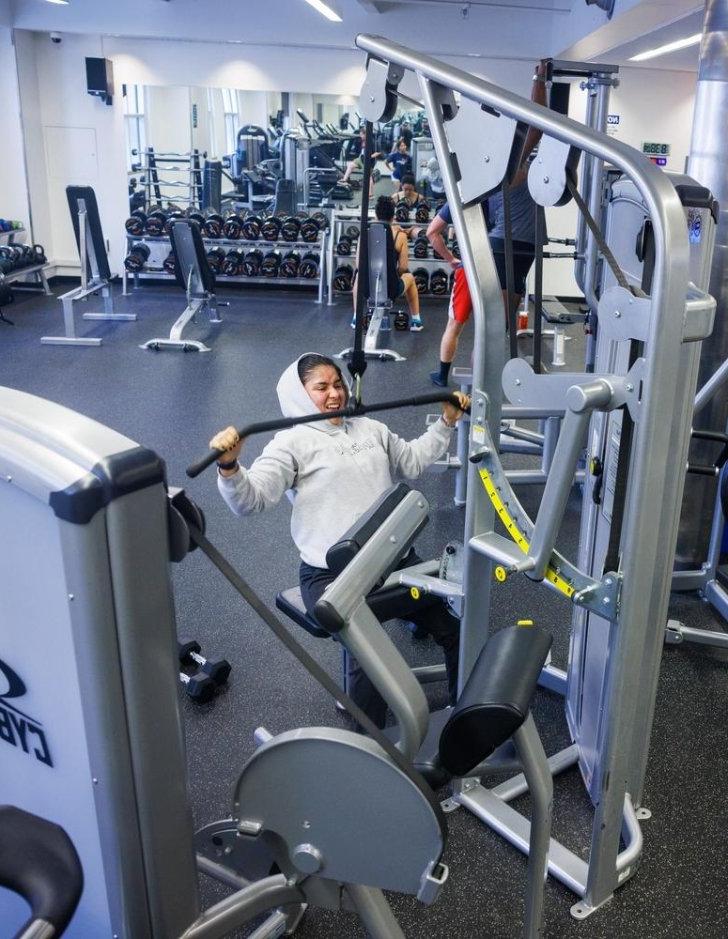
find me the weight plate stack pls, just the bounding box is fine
[413,267,430,294]
[242,248,264,276]
[299,252,320,279]
[299,217,320,243]
[260,216,282,242]
[280,217,301,242]
[125,210,147,236]
[206,246,226,273]
[241,215,262,241]
[260,249,282,277]
[415,201,431,223]
[124,242,151,273]
[334,263,354,292]
[430,269,449,295]
[413,235,429,259]
[203,213,224,239]
[223,214,244,240]
[222,248,244,276]
[280,250,301,278]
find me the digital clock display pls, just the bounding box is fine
[642,142,670,156]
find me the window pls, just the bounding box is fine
[221,88,238,154]
[124,84,146,170]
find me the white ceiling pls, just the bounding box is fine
[600,8,703,71]
[3,0,706,71]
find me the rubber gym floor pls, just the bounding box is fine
[1,281,727,939]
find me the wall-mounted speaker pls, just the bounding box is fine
[85,57,114,106]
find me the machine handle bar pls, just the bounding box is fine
[186,391,469,478]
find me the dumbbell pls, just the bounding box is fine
[430,269,450,295]
[413,234,429,259]
[164,211,184,235]
[124,242,151,273]
[300,216,320,243]
[206,246,226,273]
[334,263,354,292]
[280,216,301,242]
[394,310,410,330]
[345,224,360,240]
[413,267,430,294]
[449,270,456,292]
[0,248,15,275]
[299,252,320,279]
[15,245,35,267]
[242,248,264,276]
[261,249,282,277]
[311,211,328,230]
[395,203,410,223]
[260,215,282,242]
[223,214,244,239]
[178,670,217,703]
[178,638,232,687]
[241,214,262,240]
[125,209,147,236]
[163,251,177,275]
[336,236,353,256]
[221,248,243,276]
[450,238,461,259]
[415,201,431,223]
[145,210,167,236]
[203,213,224,239]
[280,250,301,278]
[188,210,206,229]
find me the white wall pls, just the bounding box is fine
[0,29,31,230]
[15,30,128,272]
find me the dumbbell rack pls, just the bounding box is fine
[0,228,52,297]
[122,228,329,300]
[326,208,453,304]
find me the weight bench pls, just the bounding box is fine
[42,185,136,346]
[338,222,406,363]
[141,219,224,352]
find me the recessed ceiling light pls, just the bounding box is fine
[629,33,701,62]
[302,0,342,23]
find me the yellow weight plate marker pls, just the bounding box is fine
[410,587,420,600]
[494,565,507,582]
[479,467,575,599]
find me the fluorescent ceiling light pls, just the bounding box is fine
[46,0,70,5]
[629,33,701,62]
[302,0,342,22]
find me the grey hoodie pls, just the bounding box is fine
[217,354,453,568]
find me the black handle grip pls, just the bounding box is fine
[186,391,469,479]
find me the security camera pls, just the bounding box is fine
[460,3,471,18]
[50,32,62,44]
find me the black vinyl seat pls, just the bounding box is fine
[0,805,83,938]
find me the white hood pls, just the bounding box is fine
[275,354,351,433]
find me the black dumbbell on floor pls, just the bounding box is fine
[178,638,232,687]
[179,670,217,703]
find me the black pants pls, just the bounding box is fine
[299,550,460,729]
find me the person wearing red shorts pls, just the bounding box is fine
[427,63,548,387]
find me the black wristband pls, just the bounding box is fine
[217,458,238,471]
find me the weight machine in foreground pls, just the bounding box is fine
[354,32,716,918]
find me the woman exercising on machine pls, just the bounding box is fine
[210,353,469,728]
